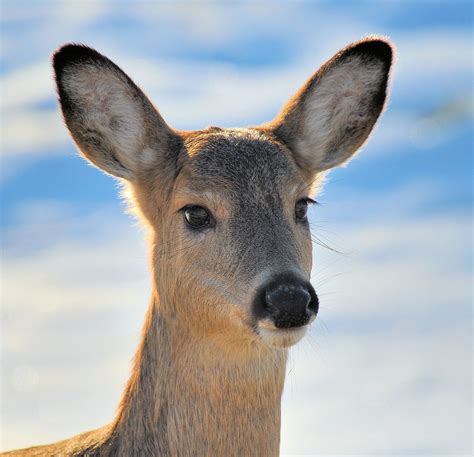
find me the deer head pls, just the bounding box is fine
[53,38,392,352]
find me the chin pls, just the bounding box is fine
[258,324,309,348]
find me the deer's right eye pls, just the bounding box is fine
[182,205,212,229]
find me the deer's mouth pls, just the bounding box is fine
[251,272,318,347]
[256,316,315,348]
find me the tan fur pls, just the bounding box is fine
[3,37,393,456]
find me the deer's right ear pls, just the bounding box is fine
[53,44,178,181]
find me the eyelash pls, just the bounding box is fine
[303,197,318,205]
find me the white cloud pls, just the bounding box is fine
[393,29,474,88]
[312,213,471,319]
[1,0,110,25]
[1,204,149,449]
[1,61,53,112]
[1,110,69,155]
[281,324,471,455]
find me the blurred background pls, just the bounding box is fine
[1,1,472,455]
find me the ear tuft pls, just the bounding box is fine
[343,37,393,66]
[53,43,106,76]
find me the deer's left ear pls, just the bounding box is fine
[264,37,394,177]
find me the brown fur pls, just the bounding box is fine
[3,37,393,456]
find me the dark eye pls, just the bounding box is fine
[183,205,212,229]
[295,198,312,222]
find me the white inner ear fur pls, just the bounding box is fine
[297,55,384,171]
[62,64,147,174]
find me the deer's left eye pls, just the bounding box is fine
[295,198,316,222]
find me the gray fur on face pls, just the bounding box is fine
[180,128,309,279]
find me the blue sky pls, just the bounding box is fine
[1,1,472,454]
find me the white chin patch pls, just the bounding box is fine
[258,325,308,348]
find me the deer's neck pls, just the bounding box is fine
[110,293,287,456]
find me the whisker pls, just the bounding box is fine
[310,233,346,255]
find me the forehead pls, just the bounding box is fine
[179,128,303,196]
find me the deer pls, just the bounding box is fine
[4,36,393,456]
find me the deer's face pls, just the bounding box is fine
[53,39,392,349]
[147,129,318,348]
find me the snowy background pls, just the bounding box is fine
[1,1,472,455]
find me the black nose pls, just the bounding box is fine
[254,273,319,329]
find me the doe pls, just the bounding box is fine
[6,37,393,456]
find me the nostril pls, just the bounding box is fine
[308,290,319,314]
[297,288,311,308]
